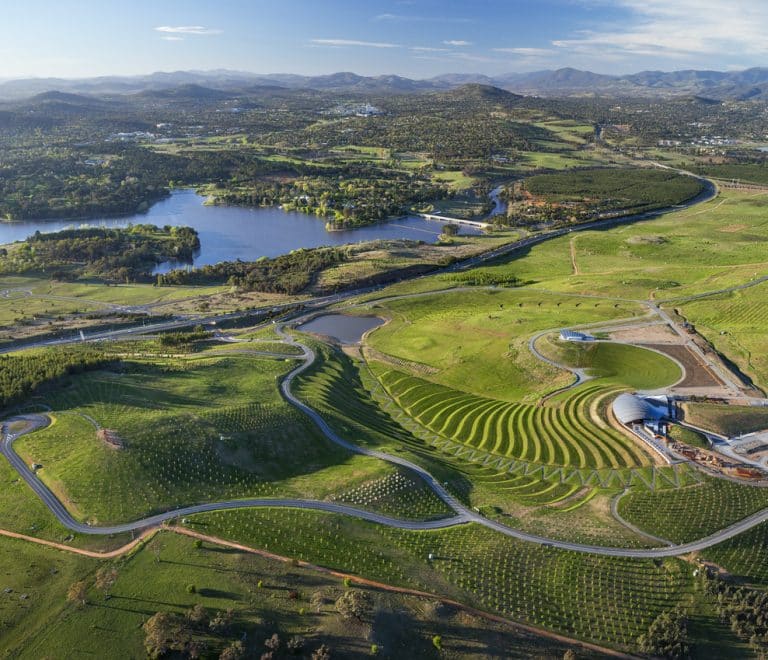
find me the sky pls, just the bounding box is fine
[1,0,767,79]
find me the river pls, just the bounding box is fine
[0,190,483,272]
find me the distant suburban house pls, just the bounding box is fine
[559,329,594,342]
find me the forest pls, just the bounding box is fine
[0,347,110,410]
[0,224,200,282]
[500,167,704,226]
[156,245,348,294]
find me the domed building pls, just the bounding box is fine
[612,393,666,426]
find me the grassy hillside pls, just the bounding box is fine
[13,353,400,524]
[365,289,646,402]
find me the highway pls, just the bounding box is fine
[5,172,768,558]
[0,172,717,356]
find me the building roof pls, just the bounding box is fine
[560,329,593,341]
[612,393,665,425]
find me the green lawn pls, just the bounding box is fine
[542,339,682,390]
[364,289,647,402]
[0,534,92,654]
[682,402,768,437]
[13,353,397,524]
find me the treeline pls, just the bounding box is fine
[705,573,768,656]
[157,246,347,294]
[0,348,111,410]
[158,326,213,348]
[524,167,703,210]
[1,224,199,283]
[637,607,690,659]
[214,163,447,228]
[501,167,703,227]
[692,162,768,185]
[443,271,522,287]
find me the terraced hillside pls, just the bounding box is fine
[373,366,653,469]
[364,289,648,401]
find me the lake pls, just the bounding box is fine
[296,314,385,344]
[0,190,482,271]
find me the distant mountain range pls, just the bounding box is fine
[3,67,768,101]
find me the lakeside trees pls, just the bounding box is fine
[157,246,347,294]
[0,224,199,282]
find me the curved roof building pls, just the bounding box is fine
[612,393,665,425]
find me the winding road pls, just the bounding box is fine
[4,321,768,558]
[3,171,768,559]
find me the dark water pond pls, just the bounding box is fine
[296,314,385,344]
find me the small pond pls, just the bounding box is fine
[296,314,385,344]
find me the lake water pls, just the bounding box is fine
[0,189,482,271]
[296,314,385,344]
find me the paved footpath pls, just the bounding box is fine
[4,328,768,558]
[4,173,768,557]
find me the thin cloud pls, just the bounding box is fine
[560,0,768,60]
[493,47,556,56]
[160,36,185,42]
[410,46,449,52]
[310,38,399,49]
[443,40,472,47]
[450,52,496,63]
[154,26,222,35]
[374,13,474,23]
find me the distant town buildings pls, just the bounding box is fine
[326,102,383,117]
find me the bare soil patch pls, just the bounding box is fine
[97,428,124,450]
[609,323,679,344]
[642,343,723,388]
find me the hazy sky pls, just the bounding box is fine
[1,0,767,79]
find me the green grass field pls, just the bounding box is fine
[679,283,768,391]
[617,476,768,544]
[0,535,92,654]
[2,531,598,660]
[190,508,694,650]
[364,289,648,402]
[415,188,768,306]
[682,402,768,436]
[540,338,682,390]
[0,455,133,552]
[13,353,401,524]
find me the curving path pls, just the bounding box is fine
[0,414,466,536]
[4,173,768,558]
[5,324,768,558]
